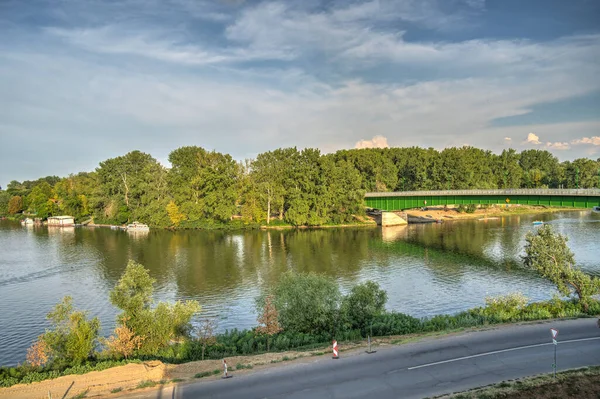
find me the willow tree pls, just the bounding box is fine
[523,225,600,310]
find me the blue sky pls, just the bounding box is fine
[1,0,599,187]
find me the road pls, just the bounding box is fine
[123,318,600,399]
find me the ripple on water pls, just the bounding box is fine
[0,212,598,365]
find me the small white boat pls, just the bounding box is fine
[532,221,544,226]
[21,218,34,226]
[593,206,600,213]
[126,221,149,232]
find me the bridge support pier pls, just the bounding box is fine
[376,211,408,227]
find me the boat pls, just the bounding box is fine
[20,218,34,226]
[593,206,600,213]
[126,221,150,232]
[532,221,544,226]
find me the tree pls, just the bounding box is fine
[26,337,50,368]
[340,281,387,332]
[197,318,217,360]
[41,296,101,366]
[166,200,186,226]
[95,151,168,225]
[0,191,10,216]
[110,260,201,354]
[523,225,600,310]
[27,181,54,218]
[103,317,144,360]
[168,146,238,224]
[8,195,23,214]
[256,295,282,351]
[261,271,341,335]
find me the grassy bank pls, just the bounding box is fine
[2,296,598,388]
[434,366,600,399]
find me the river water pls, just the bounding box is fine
[1,211,598,366]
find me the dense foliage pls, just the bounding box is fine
[36,296,101,368]
[523,225,600,310]
[2,146,599,226]
[109,260,201,355]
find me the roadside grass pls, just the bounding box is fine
[136,380,157,389]
[69,389,89,399]
[431,366,600,399]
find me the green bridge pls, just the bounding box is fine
[365,189,600,211]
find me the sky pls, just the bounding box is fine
[1,0,599,187]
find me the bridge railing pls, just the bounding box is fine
[365,189,600,197]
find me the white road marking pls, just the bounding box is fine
[407,336,600,370]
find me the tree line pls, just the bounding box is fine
[1,146,599,227]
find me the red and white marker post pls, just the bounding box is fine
[550,328,558,378]
[332,340,339,359]
[222,359,232,379]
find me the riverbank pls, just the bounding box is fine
[1,318,597,399]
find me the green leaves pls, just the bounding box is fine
[261,271,341,335]
[340,281,387,332]
[109,260,201,355]
[41,296,101,366]
[523,225,600,309]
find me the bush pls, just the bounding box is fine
[482,293,529,322]
[260,271,341,335]
[340,281,387,333]
[457,204,466,213]
[465,204,477,213]
[109,260,201,355]
[37,296,101,367]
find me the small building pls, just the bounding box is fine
[47,216,75,227]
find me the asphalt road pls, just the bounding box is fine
[124,318,600,399]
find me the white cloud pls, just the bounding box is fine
[525,133,541,145]
[355,135,389,149]
[571,136,600,146]
[2,0,600,185]
[545,142,570,150]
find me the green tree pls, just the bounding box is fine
[41,296,101,366]
[27,181,54,218]
[0,191,10,216]
[260,271,341,335]
[168,146,238,224]
[519,149,560,188]
[110,260,201,354]
[95,151,168,225]
[523,225,600,310]
[251,148,295,224]
[495,149,522,188]
[340,281,387,332]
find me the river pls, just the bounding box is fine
[1,210,598,366]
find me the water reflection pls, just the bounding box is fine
[0,210,598,365]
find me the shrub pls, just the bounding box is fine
[40,296,101,366]
[110,260,201,355]
[483,293,529,321]
[465,204,477,213]
[260,271,341,335]
[340,281,387,333]
[102,317,144,360]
